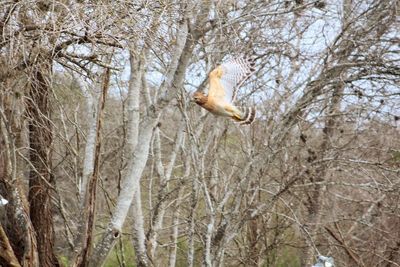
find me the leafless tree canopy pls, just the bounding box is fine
[0,0,399,266]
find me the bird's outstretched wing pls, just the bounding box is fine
[208,57,255,103]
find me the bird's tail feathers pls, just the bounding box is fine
[234,106,256,125]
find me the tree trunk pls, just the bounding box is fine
[131,185,148,267]
[72,68,110,267]
[26,62,59,267]
[79,82,99,202]
[126,52,149,267]
[0,112,39,266]
[0,223,20,267]
[147,121,185,262]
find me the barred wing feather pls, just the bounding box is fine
[219,57,255,103]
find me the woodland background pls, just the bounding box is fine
[0,0,399,266]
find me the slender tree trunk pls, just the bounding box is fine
[126,52,149,267]
[89,118,156,267]
[72,68,110,267]
[79,83,99,201]
[168,198,180,267]
[88,49,149,267]
[26,61,59,267]
[147,121,185,262]
[131,184,148,267]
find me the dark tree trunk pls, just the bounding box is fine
[26,62,59,267]
[73,68,110,267]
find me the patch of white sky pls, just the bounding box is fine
[112,5,181,97]
[274,2,398,123]
[243,3,344,111]
[287,5,342,85]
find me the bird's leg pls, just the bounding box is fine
[224,105,243,121]
[231,114,243,121]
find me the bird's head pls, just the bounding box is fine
[193,91,207,105]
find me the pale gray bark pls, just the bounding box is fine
[126,51,149,266]
[131,181,148,266]
[89,117,156,267]
[126,52,144,155]
[79,82,99,202]
[148,120,185,261]
[203,212,215,267]
[168,206,180,267]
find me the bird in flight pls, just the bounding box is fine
[193,56,256,124]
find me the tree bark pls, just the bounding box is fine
[126,52,149,267]
[0,118,39,266]
[0,223,20,267]
[72,68,110,267]
[147,121,185,262]
[26,61,59,267]
[79,81,99,201]
[89,119,155,267]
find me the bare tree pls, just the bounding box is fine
[0,0,399,267]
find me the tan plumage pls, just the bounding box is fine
[193,57,256,124]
